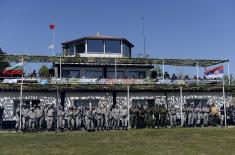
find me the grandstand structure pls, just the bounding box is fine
[0,35,233,123]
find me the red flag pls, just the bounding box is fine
[49,24,55,29]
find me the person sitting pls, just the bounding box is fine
[171,74,177,80]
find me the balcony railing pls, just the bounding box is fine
[1,77,223,85]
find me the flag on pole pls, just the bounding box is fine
[205,66,224,78]
[2,63,23,76]
[49,24,55,29]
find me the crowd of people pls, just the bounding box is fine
[11,100,235,132]
[14,103,129,131]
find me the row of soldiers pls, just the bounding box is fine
[15,102,226,131]
[129,103,224,128]
[15,103,129,131]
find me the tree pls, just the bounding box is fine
[0,48,10,75]
[38,65,49,77]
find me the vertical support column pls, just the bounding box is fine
[85,39,88,53]
[180,86,183,126]
[115,59,117,79]
[196,62,199,85]
[228,62,231,85]
[60,57,62,79]
[223,80,227,127]
[73,43,76,55]
[162,60,165,81]
[56,86,59,131]
[19,57,24,131]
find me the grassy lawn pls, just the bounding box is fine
[0,128,235,155]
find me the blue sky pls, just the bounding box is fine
[0,0,235,77]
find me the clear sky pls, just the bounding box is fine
[0,0,235,77]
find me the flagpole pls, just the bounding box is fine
[19,57,24,131]
[227,62,230,85]
[52,28,55,56]
[222,78,227,127]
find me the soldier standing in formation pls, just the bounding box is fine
[120,105,128,130]
[169,105,177,127]
[46,105,54,130]
[112,105,120,130]
[66,107,75,130]
[58,106,65,130]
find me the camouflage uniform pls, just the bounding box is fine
[112,106,120,130]
[120,106,128,130]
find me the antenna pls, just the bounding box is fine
[142,16,147,57]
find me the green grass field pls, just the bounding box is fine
[0,128,235,155]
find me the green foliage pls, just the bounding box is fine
[38,65,49,77]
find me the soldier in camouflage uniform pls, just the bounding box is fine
[187,105,194,127]
[22,105,29,130]
[146,106,155,128]
[195,105,202,127]
[58,106,65,130]
[169,105,177,127]
[182,105,188,126]
[28,107,37,130]
[112,105,120,130]
[139,105,146,128]
[154,105,160,128]
[35,106,44,129]
[104,105,111,130]
[129,105,135,128]
[85,106,95,131]
[66,107,75,130]
[46,104,54,130]
[202,105,209,126]
[120,105,128,130]
[159,104,167,128]
[97,104,105,131]
[74,107,83,130]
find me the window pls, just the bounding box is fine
[123,43,131,57]
[62,70,80,78]
[105,40,121,53]
[85,70,103,78]
[107,71,125,79]
[75,41,85,53]
[87,39,104,53]
[68,45,75,55]
[129,71,146,79]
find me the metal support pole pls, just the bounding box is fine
[115,59,117,79]
[180,86,183,126]
[223,79,227,127]
[228,62,231,85]
[56,86,59,131]
[59,57,62,79]
[19,57,24,131]
[196,62,199,85]
[162,60,165,81]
